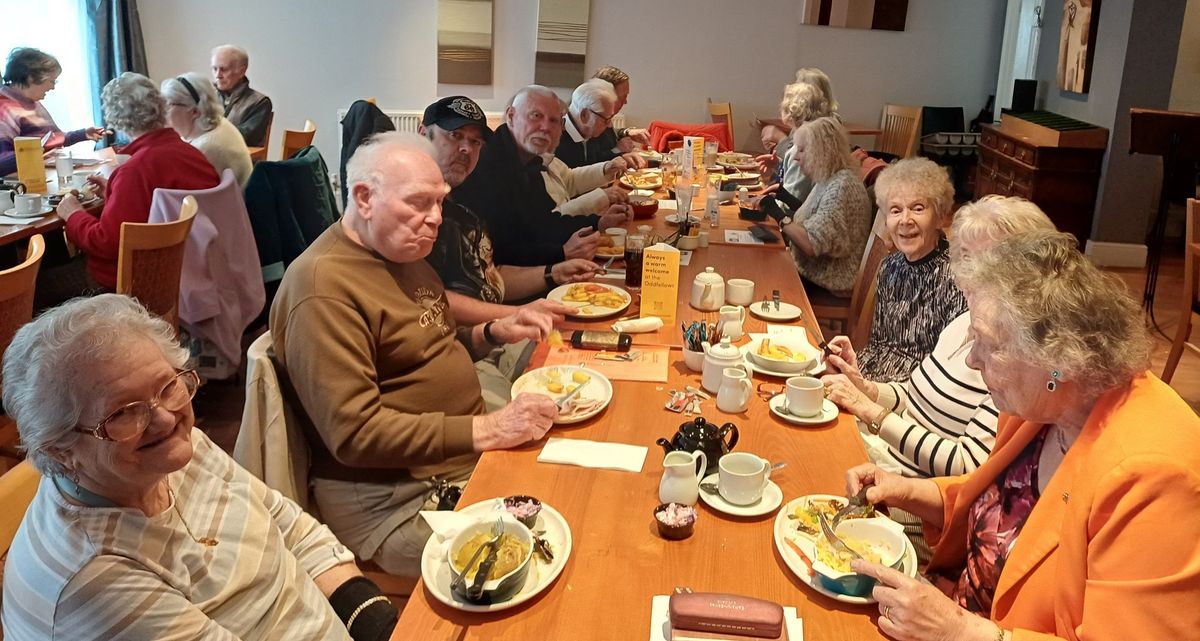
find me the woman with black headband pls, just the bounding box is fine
[162,72,253,187]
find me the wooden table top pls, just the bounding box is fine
[391,237,884,640]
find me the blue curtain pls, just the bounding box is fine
[84,0,147,140]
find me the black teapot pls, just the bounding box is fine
[656,417,738,475]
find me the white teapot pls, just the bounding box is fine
[690,267,725,311]
[701,336,744,394]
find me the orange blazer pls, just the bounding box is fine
[923,373,1200,641]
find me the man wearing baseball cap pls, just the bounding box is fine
[421,96,598,409]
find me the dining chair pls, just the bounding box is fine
[249,112,274,162]
[279,119,317,161]
[808,208,893,345]
[707,99,735,150]
[116,196,198,332]
[0,460,40,589]
[0,234,46,461]
[1164,198,1199,384]
[875,104,923,159]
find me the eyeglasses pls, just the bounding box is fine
[75,370,200,442]
[588,109,614,124]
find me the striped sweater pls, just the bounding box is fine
[869,313,999,478]
[857,238,968,382]
[2,429,356,641]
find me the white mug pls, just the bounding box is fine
[726,278,755,306]
[716,367,751,413]
[14,194,42,215]
[785,376,824,417]
[718,452,771,505]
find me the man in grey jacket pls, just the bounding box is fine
[211,44,273,147]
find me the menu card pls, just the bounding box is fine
[640,242,680,324]
[14,137,48,194]
[681,136,704,180]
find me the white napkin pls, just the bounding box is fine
[648,595,804,641]
[725,229,764,244]
[537,437,648,473]
[766,325,807,338]
[420,502,522,555]
[0,215,40,225]
[612,316,663,333]
[658,199,678,210]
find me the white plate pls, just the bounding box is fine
[629,189,656,198]
[546,282,631,319]
[773,497,918,604]
[697,473,783,517]
[3,206,53,218]
[742,351,825,378]
[769,395,838,425]
[748,301,803,322]
[664,214,701,224]
[511,366,613,424]
[420,498,573,612]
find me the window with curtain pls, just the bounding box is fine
[0,1,97,134]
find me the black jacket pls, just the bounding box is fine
[339,100,395,207]
[453,124,598,266]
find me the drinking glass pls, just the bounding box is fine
[624,234,646,289]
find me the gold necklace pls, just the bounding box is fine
[168,487,218,547]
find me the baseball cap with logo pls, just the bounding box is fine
[422,96,492,139]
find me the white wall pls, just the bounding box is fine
[139,0,1005,165]
[1170,0,1200,112]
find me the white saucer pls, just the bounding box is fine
[4,206,53,218]
[769,395,838,425]
[698,473,783,517]
[748,301,803,322]
[742,352,825,378]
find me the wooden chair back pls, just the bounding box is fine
[847,211,894,347]
[0,460,41,590]
[249,112,274,162]
[280,119,317,161]
[116,196,198,331]
[707,99,735,150]
[1164,198,1200,383]
[877,104,922,158]
[0,235,45,461]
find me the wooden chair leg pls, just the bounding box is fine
[1163,312,1193,384]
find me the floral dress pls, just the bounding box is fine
[947,430,1048,614]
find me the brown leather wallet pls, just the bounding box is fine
[668,592,784,640]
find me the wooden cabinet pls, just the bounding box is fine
[975,123,1106,245]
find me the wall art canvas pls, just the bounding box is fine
[438,0,493,85]
[535,0,592,88]
[800,0,908,31]
[1057,0,1101,93]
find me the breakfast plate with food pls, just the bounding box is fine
[595,234,624,258]
[773,495,917,604]
[420,497,573,611]
[742,336,824,377]
[510,365,613,424]
[547,282,631,318]
[619,169,662,190]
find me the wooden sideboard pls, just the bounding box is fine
[975,118,1107,245]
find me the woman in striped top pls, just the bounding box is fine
[1,295,398,641]
[854,158,967,382]
[823,196,1057,478]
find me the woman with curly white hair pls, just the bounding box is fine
[162,71,252,187]
[1,294,399,641]
[842,230,1200,641]
[54,72,218,293]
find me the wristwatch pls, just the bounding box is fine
[866,407,889,435]
[543,264,557,289]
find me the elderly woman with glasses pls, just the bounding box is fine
[842,231,1200,641]
[55,72,218,294]
[161,71,253,187]
[1,295,398,641]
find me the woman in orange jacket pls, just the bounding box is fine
[844,230,1200,641]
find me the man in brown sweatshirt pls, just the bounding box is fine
[271,131,558,577]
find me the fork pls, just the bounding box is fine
[831,485,872,529]
[450,519,505,593]
[599,255,617,274]
[817,511,862,562]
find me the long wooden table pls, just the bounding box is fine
[391,207,886,640]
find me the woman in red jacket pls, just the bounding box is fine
[55,72,218,291]
[844,230,1200,641]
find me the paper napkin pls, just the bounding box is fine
[537,437,648,473]
[612,316,664,333]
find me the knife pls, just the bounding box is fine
[554,380,588,411]
[772,289,781,311]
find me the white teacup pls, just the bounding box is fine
[605,227,627,246]
[718,452,772,505]
[726,278,755,306]
[14,194,42,215]
[785,376,824,417]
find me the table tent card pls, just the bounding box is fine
[14,137,48,194]
[641,242,680,324]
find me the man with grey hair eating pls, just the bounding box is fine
[211,44,272,146]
